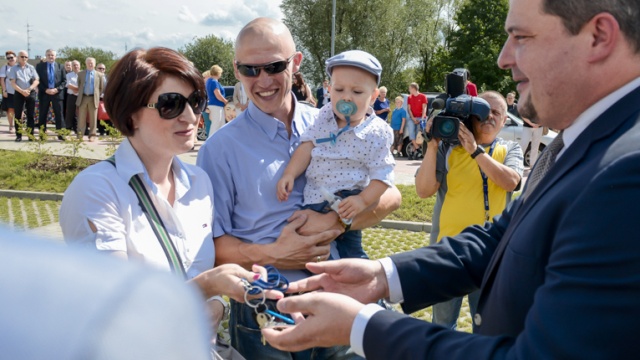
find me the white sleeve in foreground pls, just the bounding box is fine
[379,257,404,304]
[350,303,384,357]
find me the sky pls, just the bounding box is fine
[0,0,284,58]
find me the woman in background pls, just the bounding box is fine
[291,72,315,106]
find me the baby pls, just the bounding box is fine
[277,50,394,259]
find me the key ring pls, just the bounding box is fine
[244,284,266,307]
[247,265,289,294]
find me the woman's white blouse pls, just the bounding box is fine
[60,139,215,279]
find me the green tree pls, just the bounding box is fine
[281,0,440,97]
[412,0,465,92]
[445,0,513,93]
[57,46,118,72]
[179,35,236,86]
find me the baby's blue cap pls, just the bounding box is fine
[325,50,382,86]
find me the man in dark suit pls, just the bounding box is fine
[35,49,66,140]
[262,0,640,358]
[75,57,105,141]
[315,79,329,109]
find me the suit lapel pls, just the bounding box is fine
[481,85,640,288]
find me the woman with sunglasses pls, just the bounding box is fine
[60,47,281,356]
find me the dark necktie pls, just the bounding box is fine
[523,131,564,199]
[48,63,55,88]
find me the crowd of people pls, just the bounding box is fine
[0,50,109,142]
[2,0,640,358]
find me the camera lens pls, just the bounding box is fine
[438,118,457,137]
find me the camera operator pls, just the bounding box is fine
[415,90,523,329]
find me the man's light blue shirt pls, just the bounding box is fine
[84,70,94,94]
[197,95,335,280]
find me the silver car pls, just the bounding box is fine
[500,112,558,166]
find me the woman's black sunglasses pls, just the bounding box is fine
[235,54,295,77]
[145,90,207,119]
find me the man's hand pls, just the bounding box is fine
[338,194,366,220]
[424,117,440,146]
[294,209,343,237]
[276,175,295,202]
[287,259,390,304]
[262,292,365,352]
[190,264,284,302]
[458,123,478,154]
[262,213,341,269]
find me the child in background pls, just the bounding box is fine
[276,50,394,259]
[390,96,407,156]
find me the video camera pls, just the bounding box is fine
[426,69,491,145]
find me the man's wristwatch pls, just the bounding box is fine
[470,145,485,159]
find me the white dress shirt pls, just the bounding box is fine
[66,71,79,95]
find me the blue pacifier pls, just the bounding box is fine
[336,100,357,117]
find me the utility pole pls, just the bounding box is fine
[26,21,33,54]
[331,0,336,57]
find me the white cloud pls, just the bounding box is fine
[178,6,198,24]
[82,0,96,10]
[1,0,284,57]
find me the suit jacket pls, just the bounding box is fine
[35,61,66,100]
[316,87,328,109]
[363,85,640,359]
[75,69,105,108]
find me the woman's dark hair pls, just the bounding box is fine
[103,47,205,136]
[293,72,307,96]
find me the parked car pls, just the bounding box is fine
[500,112,558,167]
[197,85,235,141]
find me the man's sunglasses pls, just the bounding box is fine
[6,56,15,60]
[235,54,295,77]
[145,90,207,119]
[19,56,28,59]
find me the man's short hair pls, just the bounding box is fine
[543,0,640,53]
[5,50,16,57]
[479,91,508,115]
[86,57,96,64]
[103,47,206,137]
[395,96,404,102]
[45,49,56,55]
[410,82,419,91]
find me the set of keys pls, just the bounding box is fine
[255,303,295,345]
[241,266,295,346]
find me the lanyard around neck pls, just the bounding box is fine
[479,139,498,221]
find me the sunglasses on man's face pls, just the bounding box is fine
[19,56,28,59]
[235,54,295,77]
[6,56,15,60]
[145,90,207,119]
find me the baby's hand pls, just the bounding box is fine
[277,176,295,202]
[338,195,366,220]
